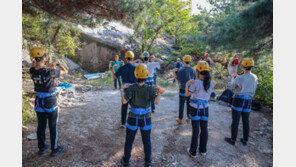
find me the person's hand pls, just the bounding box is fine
[186,79,194,85]
[153,85,159,90]
[231,74,238,78]
[122,84,131,89]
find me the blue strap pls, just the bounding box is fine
[126,108,152,131]
[35,92,57,113]
[190,99,209,121]
[130,108,150,115]
[36,92,56,98]
[232,94,252,112]
[179,93,186,97]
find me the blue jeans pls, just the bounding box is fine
[114,76,122,89]
[123,117,151,164]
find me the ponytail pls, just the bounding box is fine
[200,71,211,92]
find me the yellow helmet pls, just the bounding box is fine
[30,47,46,58]
[125,51,135,59]
[196,61,210,72]
[134,64,149,79]
[241,58,254,67]
[183,55,192,62]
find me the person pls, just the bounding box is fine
[109,55,124,89]
[134,51,163,113]
[175,55,197,124]
[120,64,163,167]
[29,47,68,156]
[185,61,215,157]
[112,51,137,128]
[203,53,214,67]
[173,58,184,83]
[217,53,240,103]
[224,58,258,146]
[150,55,158,85]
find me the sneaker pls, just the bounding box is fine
[38,144,50,155]
[120,157,130,167]
[224,137,235,146]
[200,152,207,156]
[187,148,196,157]
[145,162,151,167]
[50,146,65,157]
[186,118,191,124]
[120,125,125,129]
[176,118,182,124]
[240,138,247,146]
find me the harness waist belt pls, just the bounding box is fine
[232,94,252,112]
[190,99,209,121]
[36,91,56,98]
[126,108,152,131]
[35,91,57,113]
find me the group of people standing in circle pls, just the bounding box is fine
[28,47,258,167]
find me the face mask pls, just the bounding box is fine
[144,57,149,61]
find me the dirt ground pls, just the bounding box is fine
[22,88,273,167]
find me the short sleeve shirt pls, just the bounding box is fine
[176,67,197,90]
[189,79,214,108]
[124,84,157,119]
[147,62,160,78]
[29,67,60,92]
[111,61,123,72]
[115,63,137,84]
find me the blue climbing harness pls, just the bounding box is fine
[35,91,57,112]
[126,108,152,131]
[232,94,252,112]
[190,99,209,121]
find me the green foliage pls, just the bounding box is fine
[22,90,36,125]
[130,0,193,54]
[22,13,83,60]
[87,72,114,88]
[253,61,273,108]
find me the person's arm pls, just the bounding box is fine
[152,85,162,105]
[112,66,118,79]
[120,84,131,104]
[185,79,195,97]
[227,75,240,90]
[208,57,214,64]
[153,58,163,65]
[109,61,112,69]
[57,64,68,75]
[120,60,125,66]
[133,59,143,64]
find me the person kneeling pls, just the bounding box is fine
[120,64,163,167]
[185,61,215,157]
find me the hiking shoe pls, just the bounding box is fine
[120,125,125,129]
[187,148,196,157]
[50,146,65,157]
[38,144,50,155]
[120,157,130,167]
[176,118,182,124]
[240,138,247,146]
[186,118,191,124]
[200,152,207,156]
[145,162,151,167]
[224,137,235,146]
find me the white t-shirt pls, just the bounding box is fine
[188,79,214,108]
[228,56,238,76]
[134,62,160,78]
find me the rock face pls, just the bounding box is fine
[77,42,119,72]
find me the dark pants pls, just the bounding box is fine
[121,103,128,125]
[231,110,250,141]
[231,96,252,141]
[189,105,208,155]
[36,108,59,150]
[153,75,157,85]
[114,76,122,89]
[179,89,190,120]
[123,117,152,164]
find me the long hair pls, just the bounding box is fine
[199,71,211,92]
